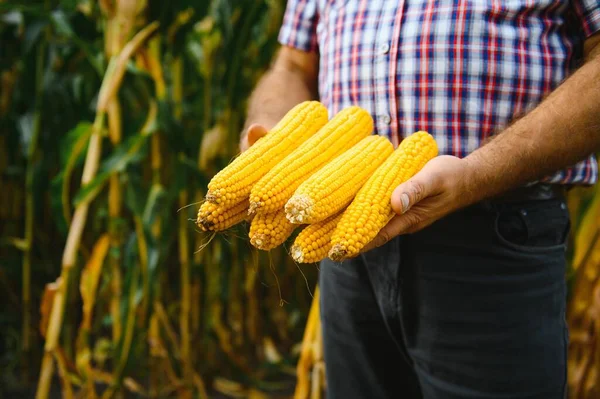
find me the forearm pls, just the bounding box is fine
[245,68,315,127]
[241,48,318,144]
[464,51,600,202]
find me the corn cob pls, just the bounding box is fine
[248,106,374,215]
[291,212,343,263]
[249,208,297,251]
[206,101,328,206]
[196,199,250,232]
[329,131,438,261]
[285,135,393,224]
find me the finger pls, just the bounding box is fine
[361,211,422,252]
[390,165,442,215]
[247,124,268,147]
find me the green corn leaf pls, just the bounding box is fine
[58,120,92,169]
[48,121,93,232]
[142,184,167,227]
[58,0,80,12]
[0,3,48,16]
[50,10,75,37]
[73,134,149,207]
[49,10,103,75]
[23,20,47,54]
[107,242,140,395]
[0,10,23,26]
[123,173,147,218]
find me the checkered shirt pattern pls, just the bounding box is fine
[278,0,600,185]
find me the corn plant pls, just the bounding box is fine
[0,1,320,397]
[566,184,600,399]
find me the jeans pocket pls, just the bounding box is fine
[493,198,570,253]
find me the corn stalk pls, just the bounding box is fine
[171,54,196,398]
[567,184,600,398]
[101,263,140,399]
[134,33,165,328]
[293,285,322,399]
[76,234,110,398]
[102,0,140,350]
[35,22,159,399]
[21,7,48,379]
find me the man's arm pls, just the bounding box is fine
[365,32,600,251]
[239,46,319,151]
[463,32,600,200]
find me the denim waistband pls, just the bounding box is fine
[491,183,567,204]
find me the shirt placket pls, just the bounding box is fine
[373,0,404,147]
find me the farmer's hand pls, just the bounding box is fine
[362,155,477,252]
[239,123,270,152]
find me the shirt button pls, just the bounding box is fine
[381,114,391,124]
[379,43,390,54]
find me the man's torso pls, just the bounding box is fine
[280,0,598,184]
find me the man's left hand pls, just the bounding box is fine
[362,155,477,252]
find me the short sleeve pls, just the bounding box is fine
[278,0,319,52]
[572,0,600,38]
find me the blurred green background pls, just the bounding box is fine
[0,1,320,397]
[0,1,599,398]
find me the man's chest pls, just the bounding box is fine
[314,0,579,149]
[315,0,574,55]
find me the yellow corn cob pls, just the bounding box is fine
[248,106,374,215]
[249,208,297,251]
[291,212,343,263]
[206,101,328,206]
[285,135,393,224]
[329,131,438,261]
[196,199,250,232]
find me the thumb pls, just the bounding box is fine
[247,123,269,147]
[390,171,436,215]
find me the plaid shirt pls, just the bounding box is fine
[278,0,600,185]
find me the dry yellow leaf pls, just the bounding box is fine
[39,279,61,339]
[199,123,228,171]
[79,235,110,330]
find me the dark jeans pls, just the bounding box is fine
[319,196,571,398]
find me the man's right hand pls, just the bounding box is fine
[239,123,270,152]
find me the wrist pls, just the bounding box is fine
[459,153,490,206]
[462,145,520,206]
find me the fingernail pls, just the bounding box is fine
[400,193,410,214]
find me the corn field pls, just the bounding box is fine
[0,1,599,398]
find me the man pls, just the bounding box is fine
[240,1,600,398]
